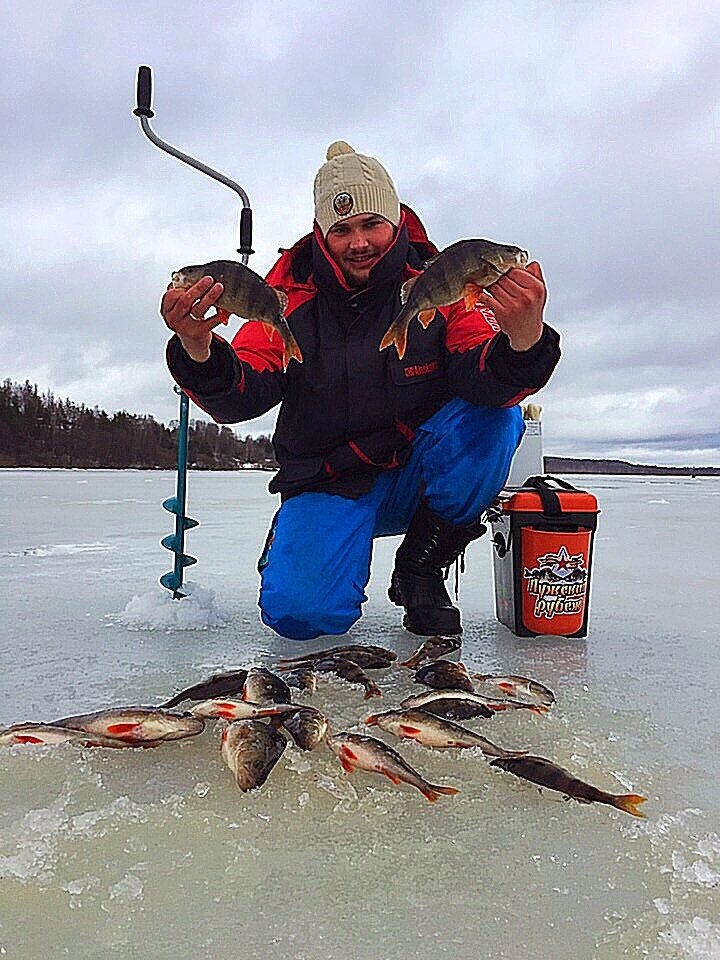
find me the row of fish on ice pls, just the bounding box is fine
[0,636,647,818]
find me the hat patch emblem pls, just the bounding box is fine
[333,192,354,217]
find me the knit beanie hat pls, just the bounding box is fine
[313,141,401,237]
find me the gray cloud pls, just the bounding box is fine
[1,0,718,465]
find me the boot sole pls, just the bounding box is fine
[402,609,462,637]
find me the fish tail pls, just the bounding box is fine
[613,793,648,818]
[379,311,412,358]
[364,714,380,726]
[399,656,420,668]
[364,683,383,700]
[281,332,304,370]
[421,783,460,802]
[159,696,182,708]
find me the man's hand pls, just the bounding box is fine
[476,261,547,352]
[160,276,229,362]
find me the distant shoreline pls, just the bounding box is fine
[544,457,720,477]
[2,459,719,476]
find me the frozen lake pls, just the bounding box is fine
[1,468,719,959]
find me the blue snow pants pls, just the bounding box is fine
[258,398,525,641]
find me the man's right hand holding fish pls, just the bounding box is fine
[161,275,228,362]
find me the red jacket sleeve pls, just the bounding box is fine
[442,300,561,408]
[166,323,286,424]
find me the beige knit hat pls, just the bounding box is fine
[313,141,401,237]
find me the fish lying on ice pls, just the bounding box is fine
[283,668,318,694]
[277,644,396,670]
[401,635,461,669]
[281,707,328,751]
[400,689,494,717]
[242,668,292,704]
[413,660,474,693]
[0,723,133,749]
[326,732,459,802]
[364,709,526,758]
[221,719,287,792]
[380,239,528,359]
[311,657,382,700]
[161,669,249,708]
[472,674,556,709]
[489,754,647,818]
[171,260,303,369]
[401,688,548,717]
[49,708,205,744]
[188,699,300,721]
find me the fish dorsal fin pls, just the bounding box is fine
[399,275,419,305]
[274,288,289,314]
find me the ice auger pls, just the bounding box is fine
[133,65,254,598]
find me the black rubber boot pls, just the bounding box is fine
[388,499,486,636]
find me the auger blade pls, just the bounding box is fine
[159,388,200,598]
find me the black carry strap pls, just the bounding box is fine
[522,475,580,518]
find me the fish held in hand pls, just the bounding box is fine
[242,667,292,704]
[380,239,528,359]
[281,707,328,751]
[161,669,248,708]
[401,635,462,669]
[414,660,474,693]
[327,732,459,802]
[221,719,287,792]
[49,708,205,744]
[473,673,555,709]
[364,709,526,758]
[188,699,300,721]
[489,755,647,818]
[171,259,303,369]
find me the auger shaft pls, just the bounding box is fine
[160,389,198,598]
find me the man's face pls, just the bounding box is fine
[325,213,396,288]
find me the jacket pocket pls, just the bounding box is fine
[389,355,444,386]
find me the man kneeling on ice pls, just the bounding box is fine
[161,141,560,641]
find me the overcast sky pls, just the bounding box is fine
[2,0,718,465]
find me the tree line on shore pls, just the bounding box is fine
[0,379,277,469]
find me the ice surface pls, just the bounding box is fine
[0,469,719,960]
[119,581,232,631]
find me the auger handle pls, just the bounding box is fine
[132,65,253,261]
[134,65,154,118]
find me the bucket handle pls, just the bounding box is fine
[522,475,580,518]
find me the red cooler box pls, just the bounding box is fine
[490,476,600,638]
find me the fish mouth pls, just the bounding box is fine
[171,272,186,289]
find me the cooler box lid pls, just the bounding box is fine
[500,488,599,514]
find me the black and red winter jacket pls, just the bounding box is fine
[166,206,561,499]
